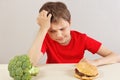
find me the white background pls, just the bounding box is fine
[0,0,120,64]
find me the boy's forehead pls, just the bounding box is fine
[52,18,69,25]
[50,24,63,30]
[50,19,69,30]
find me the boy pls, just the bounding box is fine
[28,1,120,66]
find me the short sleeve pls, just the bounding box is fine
[85,35,102,54]
[41,36,47,54]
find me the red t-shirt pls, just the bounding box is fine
[41,30,101,63]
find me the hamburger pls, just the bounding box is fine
[74,62,98,80]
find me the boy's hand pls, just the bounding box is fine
[80,58,98,66]
[37,10,52,30]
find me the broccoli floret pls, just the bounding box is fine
[8,54,39,80]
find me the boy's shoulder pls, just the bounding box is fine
[71,30,87,40]
[71,30,86,36]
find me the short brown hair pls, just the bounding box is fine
[39,2,71,23]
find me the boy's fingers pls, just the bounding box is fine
[48,13,52,19]
[80,58,87,62]
[39,10,48,17]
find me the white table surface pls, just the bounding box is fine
[0,63,120,80]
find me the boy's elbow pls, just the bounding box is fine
[28,51,44,66]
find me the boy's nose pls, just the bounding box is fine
[56,31,62,38]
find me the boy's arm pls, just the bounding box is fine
[28,10,52,66]
[81,45,120,66]
[94,45,120,66]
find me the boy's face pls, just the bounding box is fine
[48,18,71,45]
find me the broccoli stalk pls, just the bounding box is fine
[8,54,39,80]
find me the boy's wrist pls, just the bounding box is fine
[40,27,49,32]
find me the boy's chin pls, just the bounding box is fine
[58,41,68,45]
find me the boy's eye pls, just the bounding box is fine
[60,28,64,31]
[50,30,56,33]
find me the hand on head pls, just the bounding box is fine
[37,10,52,30]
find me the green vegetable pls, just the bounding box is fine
[8,54,39,80]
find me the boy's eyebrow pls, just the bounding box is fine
[50,26,67,30]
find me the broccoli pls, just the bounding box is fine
[8,54,39,80]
